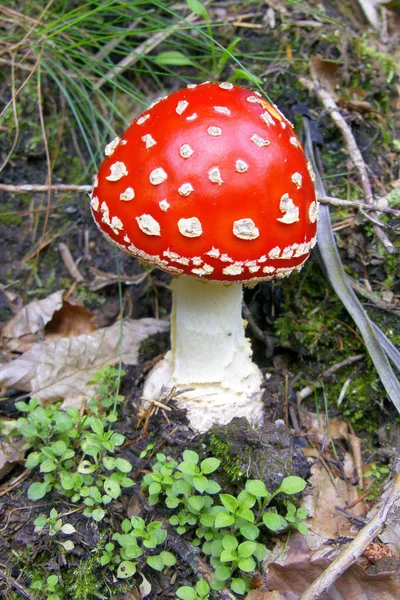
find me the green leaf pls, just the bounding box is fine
[176,586,196,600]
[219,494,238,513]
[110,432,125,446]
[199,512,214,528]
[104,479,121,499]
[26,452,42,468]
[50,440,67,456]
[239,522,260,541]
[279,476,307,495]
[231,577,246,595]
[28,482,49,500]
[193,475,209,493]
[146,554,164,571]
[196,578,210,597]
[103,456,116,470]
[214,511,235,528]
[238,556,256,572]
[238,541,257,558]
[294,521,308,535]
[159,551,176,566]
[60,540,74,551]
[60,472,75,490]
[115,458,132,473]
[149,481,162,495]
[155,51,195,67]
[205,480,221,494]
[236,508,255,522]
[214,565,231,581]
[220,549,237,562]
[182,450,199,464]
[178,461,198,475]
[188,495,205,512]
[262,512,288,532]
[186,0,209,20]
[117,560,137,578]
[40,459,57,473]
[297,507,309,520]
[91,508,105,522]
[253,543,268,562]
[222,535,238,552]
[200,457,220,474]
[166,494,180,509]
[90,418,104,436]
[245,480,269,498]
[232,68,264,86]
[61,524,76,535]
[77,460,96,474]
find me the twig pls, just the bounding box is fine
[0,183,92,193]
[296,354,365,402]
[319,195,400,216]
[300,474,400,600]
[242,303,265,343]
[0,569,34,600]
[299,76,395,253]
[347,276,400,315]
[58,242,84,282]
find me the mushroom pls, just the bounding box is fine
[90,82,318,433]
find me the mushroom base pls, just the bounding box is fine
[142,276,264,433]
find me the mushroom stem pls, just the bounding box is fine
[143,276,264,432]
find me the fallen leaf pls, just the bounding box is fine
[266,533,400,599]
[246,591,286,600]
[310,55,340,95]
[0,318,169,405]
[44,300,96,339]
[301,463,366,550]
[0,438,26,481]
[2,290,64,352]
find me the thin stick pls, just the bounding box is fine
[0,569,34,600]
[0,183,92,193]
[300,474,400,600]
[299,76,394,253]
[296,354,365,402]
[58,242,84,282]
[319,195,400,216]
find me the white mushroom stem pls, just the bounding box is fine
[142,276,264,432]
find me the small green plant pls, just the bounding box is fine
[86,365,125,422]
[140,442,155,459]
[364,462,390,500]
[31,574,61,600]
[34,508,76,551]
[176,577,210,600]
[5,369,133,521]
[100,516,176,579]
[142,450,308,595]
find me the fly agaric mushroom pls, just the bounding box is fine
[90,82,318,433]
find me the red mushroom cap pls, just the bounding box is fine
[91,82,318,282]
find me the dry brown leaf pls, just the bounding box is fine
[310,55,340,95]
[266,533,400,599]
[44,300,96,339]
[299,411,350,444]
[301,463,366,550]
[2,291,97,352]
[246,591,286,600]
[0,318,169,406]
[2,290,64,352]
[0,438,26,481]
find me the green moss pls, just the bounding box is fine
[208,434,245,483]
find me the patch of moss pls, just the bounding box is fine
[208,433,245,483]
